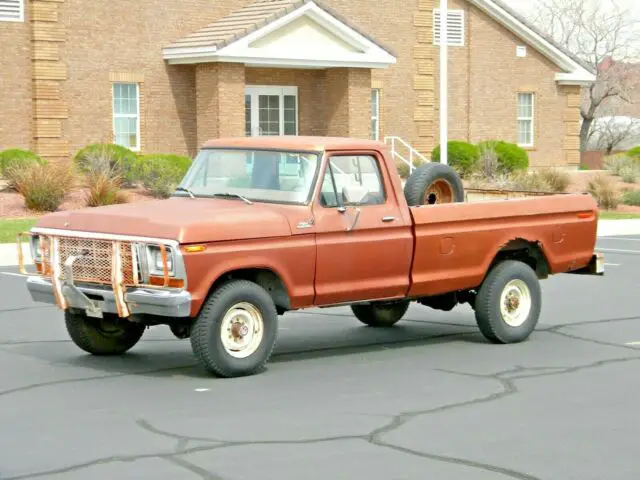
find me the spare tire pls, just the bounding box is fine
[404,162,465,206]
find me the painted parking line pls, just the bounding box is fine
[597,248,640,254]
[625,341,640,346]
[0,272,27,278]
[604,263,620,266]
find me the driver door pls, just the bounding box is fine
[312,151,413,306]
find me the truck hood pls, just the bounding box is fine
[34,197,294,244]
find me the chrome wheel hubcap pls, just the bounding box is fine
[499,279,532,327]
[220,302,264,358]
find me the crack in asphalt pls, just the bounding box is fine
[3,314,640,478]
[163,457,226,480]
[15,356,640,480]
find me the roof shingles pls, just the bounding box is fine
[163,0,396,57]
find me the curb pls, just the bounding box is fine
[2,220,640,268]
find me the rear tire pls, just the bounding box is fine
[351,301,410,327]
[190,280,278,378]
[474,260,541,344]
[65,311,145,355]
[404,163,465,206]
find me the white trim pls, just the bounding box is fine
[467,0,596,85]
[371,88,380,141]
[163,1,396,69]
[517,92,535,148]
[112,83,141,152]
[0,0,24,22]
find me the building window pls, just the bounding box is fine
[0,0,24,22]
[371,89,380,140]
[112,83,140,151]
[517,92,535,147]
[433,9,465,46]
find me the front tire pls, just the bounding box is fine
[190,280,278,378]
[65,311,145,355]
[474,260,541,344]
[351,301,410,327]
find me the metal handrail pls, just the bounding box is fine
[383,136,430,174]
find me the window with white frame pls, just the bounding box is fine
[112,83,140,151]
[370,88,380,141]
[433,9,465,46]
[517,92,535,147]
[0,0,24,22]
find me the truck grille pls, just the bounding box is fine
[57,236,137,286]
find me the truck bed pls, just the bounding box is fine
[406,193,599,297]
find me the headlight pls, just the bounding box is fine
[146,245,175,276]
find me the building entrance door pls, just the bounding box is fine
[244,86,298,137]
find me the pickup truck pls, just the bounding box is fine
[18,136,604,378]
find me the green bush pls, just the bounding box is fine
[73,143,139,187]
[627,146,640,158]
[136,154,192,198]
[0,149,47,190]
[478,140,529,173]
[604,154,634,175]
[622,190,640,206]
[431,141,480,177]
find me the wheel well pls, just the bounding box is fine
[489,239,550,279]
[208,268,292,312]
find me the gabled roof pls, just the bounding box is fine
[470,0,596,85]
[163,0,397,69]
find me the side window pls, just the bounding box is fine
[319,155,385,208]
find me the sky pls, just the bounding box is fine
[504,0,639,15]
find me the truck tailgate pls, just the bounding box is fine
[407,193,599,297]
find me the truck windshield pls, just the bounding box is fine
[177,148,321,204]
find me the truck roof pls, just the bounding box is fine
[201,136,389,152]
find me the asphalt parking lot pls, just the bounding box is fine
[1,235,639,480]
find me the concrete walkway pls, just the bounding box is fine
[2,219,640,267]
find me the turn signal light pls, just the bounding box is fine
[148,276,185,288]
[183,245,206,253]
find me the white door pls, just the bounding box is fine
[245,86,298,137]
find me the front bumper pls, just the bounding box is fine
[27,276,192,318]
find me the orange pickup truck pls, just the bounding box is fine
[20,136,604,378]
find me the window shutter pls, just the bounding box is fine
[0,0,23,21]
[433,9,465,46]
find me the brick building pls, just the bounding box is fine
[0,0,595,168]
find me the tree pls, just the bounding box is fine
[532,0,640,151]
[587,116,640,154]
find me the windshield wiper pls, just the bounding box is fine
[212,192,253,205]
[175,187,196,199]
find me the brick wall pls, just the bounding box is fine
[0,7,32,151]
[431,0,575,167]
[196,63,245,146]
[57,0,247,159]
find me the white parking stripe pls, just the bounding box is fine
[604,263,620,266]
[0,272,27,278]
[597,248,640,254]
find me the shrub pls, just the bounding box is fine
[509,170,549,192]
[478,140,529,173]
[627,146,640,158]
[83,160,129,207]
[9,163,73,212]
[619,165,638,184]
[586,174,619,210]
[603,154,633,175]
[477,142,499,179]
[136,154,192,198]
[396,158,425,179]
[537,168,571,192]
[431,141,480,177]
[73,143,139,187]
[0,149,47,190]
[622,190,640,206]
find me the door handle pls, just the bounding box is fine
[382,216,396,222]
